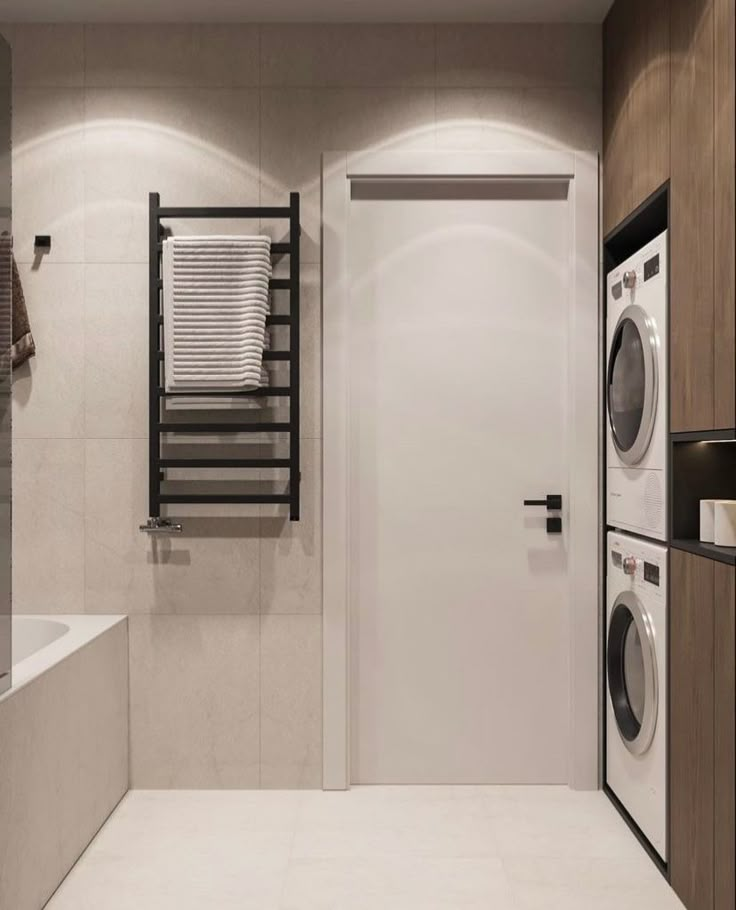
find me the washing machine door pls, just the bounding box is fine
[607,304,658,466]
[607,590,658,755]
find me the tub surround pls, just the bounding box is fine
[0,615,128,910]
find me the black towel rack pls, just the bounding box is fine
[143,192,301,530]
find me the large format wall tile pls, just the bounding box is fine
[12,88,85,263]
[260,24,435,88]
[128,614,260,787]
[84,88,260,263]
[85,438,261,615]
[261,438,321,616]
[84,24,260,88]
[12,438,85,613]
[435,88,602,152]
[260,88,436,262]
[1,24,84,87]
[84,264,148,438]
[261,614,322,789]
[12,263,85,439]
[436,24,602,89]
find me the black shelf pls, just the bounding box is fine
[671,539,736,566]
[671,428,736,443]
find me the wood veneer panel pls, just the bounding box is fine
[714,0,736,429]
[630,0,671,210]
[671,549,715,910]
[714,562,735,910]
[670,0,716,432]
[603,0,633,236]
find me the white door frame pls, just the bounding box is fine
[322,149,600,791]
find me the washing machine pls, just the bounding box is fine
[606,531,667,861]
[606,231,668,541]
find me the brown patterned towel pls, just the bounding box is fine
[11,255,35,369]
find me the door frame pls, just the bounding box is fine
[322,149,600,790]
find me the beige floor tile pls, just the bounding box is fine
[43,788,683,910]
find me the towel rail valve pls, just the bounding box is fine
[139,517,183,535]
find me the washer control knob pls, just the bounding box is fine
[623,270,637,289]
[623,555,638,576]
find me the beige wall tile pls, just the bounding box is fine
[261,438,321,616]
[12,88,84,263]
[261,87,435,262]
[261,614,322,789]
[436,24,602,89]
[1,24,84,87]
[84,264,148,438]
[84,88,260,263]
[12,438,84,613]
[260,24,435,88]
[12,263,85,439]
[85,438,261,614]
[435,87,602,152]
[84,24,260,88]
[0,619,128,910]
[128,613,260,787]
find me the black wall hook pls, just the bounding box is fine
[34,235,51,252]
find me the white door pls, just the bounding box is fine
[347,179,572,784]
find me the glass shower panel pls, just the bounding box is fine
[0,34,10,696]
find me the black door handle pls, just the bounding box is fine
[523,494,562,511]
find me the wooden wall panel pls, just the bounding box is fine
[714,563,736,910]
[630,0,671,210]
[603,0,633,236]
[670,0,716,432]
[714,0,736,429]
[671,549,715,910]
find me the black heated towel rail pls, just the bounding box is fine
[144,192,301,528]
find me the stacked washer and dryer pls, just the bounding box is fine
[605,230,668,864]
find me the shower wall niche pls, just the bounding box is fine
[0,33,10,696]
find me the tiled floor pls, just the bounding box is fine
[45,787,684,909]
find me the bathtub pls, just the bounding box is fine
[0,614,129,910]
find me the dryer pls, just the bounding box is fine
[606,231,668,541]
[606,531,667,861]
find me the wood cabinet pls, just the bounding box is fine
[670,549,736,910]
[714,562,736,910]
[669,0,736,432]
[603,0,670,238]
[604,0,735,433]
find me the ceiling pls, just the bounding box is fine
[2,0,614,23]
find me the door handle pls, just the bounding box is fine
[523,494,562,511]
[523,494,563,534]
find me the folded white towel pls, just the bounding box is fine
[163,235,273,394]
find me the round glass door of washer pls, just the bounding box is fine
[607,591,658,756]
[607,304,658,466]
